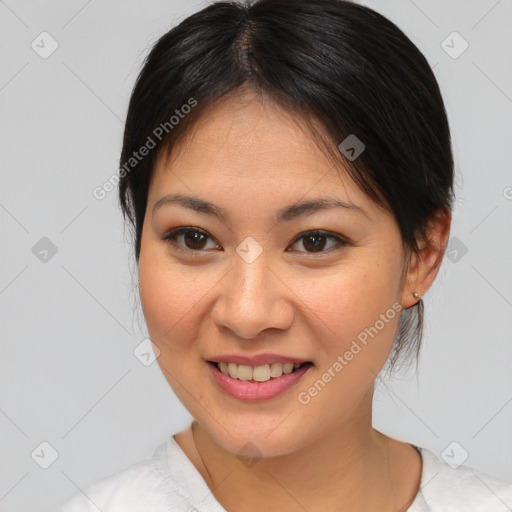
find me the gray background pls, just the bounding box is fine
[0,0,511,510]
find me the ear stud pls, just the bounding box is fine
[413,291,422,300]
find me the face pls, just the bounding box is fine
[138,93,412,457]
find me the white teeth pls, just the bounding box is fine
[252,364,270,382]
[269,362,283,377]
[237,365,253,381]
[282,363,294,374]
[216,361,306,382]
[227,363,238,379]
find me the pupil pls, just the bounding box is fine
[185,231,207,249]
[304,235,326,252]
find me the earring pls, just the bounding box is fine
[413,291,422,300]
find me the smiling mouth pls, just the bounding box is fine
[207,361,313,382]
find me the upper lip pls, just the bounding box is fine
[207,353,310,366]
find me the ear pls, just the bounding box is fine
[401,209,452,308]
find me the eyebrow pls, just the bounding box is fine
[152,193,369,223]
[153,194,230,221]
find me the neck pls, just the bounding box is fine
[183,390,418,512]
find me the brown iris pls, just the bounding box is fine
[302,234,327,252]
[184,230,208,250]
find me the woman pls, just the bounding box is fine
[53,0,512,510]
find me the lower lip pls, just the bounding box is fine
[207,362,313,402]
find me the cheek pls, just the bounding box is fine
[293,268,402,420]
[301,259,401,332]
[297,258,403,372]
[138,244,212,348]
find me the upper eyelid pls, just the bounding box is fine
[162,226,221,246]
[162,227,346,251]
[287,231,347,253]
[290,230,345,243]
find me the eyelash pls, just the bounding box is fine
[159,227,348,256]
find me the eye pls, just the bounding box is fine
[160,227,220,252]
[288,230,347,254]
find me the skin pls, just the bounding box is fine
[138,91,451,511]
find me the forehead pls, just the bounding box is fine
[148,92,380,218]
[163,94,327,176]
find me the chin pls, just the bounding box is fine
[201,414,310,460]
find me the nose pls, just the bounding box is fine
[210,251,294,340]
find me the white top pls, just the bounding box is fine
[51,434,512,512]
